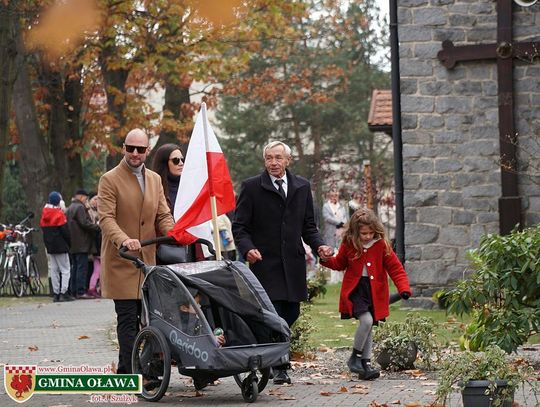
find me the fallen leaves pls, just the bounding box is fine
[28,345,39,352]
[267,387,296,400]
[175,390,204,398]
[77,335,89,340]
[351,384,370,394]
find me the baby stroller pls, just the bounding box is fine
[119,237,290,403]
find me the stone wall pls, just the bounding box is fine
[398,0,540,297]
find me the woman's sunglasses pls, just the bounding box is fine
[169,157,184,165]
[124,144,148,154]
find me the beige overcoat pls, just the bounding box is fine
[98,159,174,299]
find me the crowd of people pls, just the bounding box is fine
[40,128,411,385]
[40,189,101,302]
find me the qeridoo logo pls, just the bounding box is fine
[4,364,141,403]
[169,330,209,362]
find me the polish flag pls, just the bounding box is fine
[168,104,235,245]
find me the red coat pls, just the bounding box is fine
[321,240,411,322]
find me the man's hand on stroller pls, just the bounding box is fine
[123,238,141,251]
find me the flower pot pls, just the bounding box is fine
[461,380,514,407]
[376,341,418,370]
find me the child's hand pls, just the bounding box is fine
[317,245,334,261]
[216,334,226,347]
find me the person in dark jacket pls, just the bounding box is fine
[66,189,100,298]
[40,191,74,302]
[232,140,333,385]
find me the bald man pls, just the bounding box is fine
[98,128,174,374]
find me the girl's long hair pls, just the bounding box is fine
[343,208,391,258]
[151,143,182,209]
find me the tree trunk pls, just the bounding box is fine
[0,3,18,218]
[149,79,191,163]
[64,65,84,195]
[99,48,128,170]
[40,66,66,192]
[12,18,54,277]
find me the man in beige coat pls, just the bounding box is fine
[98,128,174,374]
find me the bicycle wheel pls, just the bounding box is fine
[234,367,270,394]
[9,255,25,297]
[132,326,171,402]
[0,249,7,289]
[27,256,42,294]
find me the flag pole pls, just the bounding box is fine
[201,102,222,261]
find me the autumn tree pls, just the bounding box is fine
[1,0,308,217]
[217,0,390,206]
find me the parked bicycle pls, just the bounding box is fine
[0,213,43,297]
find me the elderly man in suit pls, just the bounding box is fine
[98,128,174,374]
[233,140,333,385]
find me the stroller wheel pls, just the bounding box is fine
[132,326,171,402]
[234,367,270,394]
[241,375,259,403]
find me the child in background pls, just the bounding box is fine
[40,191,74,302]
[320,208,411,380]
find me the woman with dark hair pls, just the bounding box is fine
[151,143,184,211]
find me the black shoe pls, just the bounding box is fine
[347,348,365,374]
[59,293,75,302]
[193,377,208,390]
[359,359,380,380]
[273,369,291,385]
[53,294,60,303]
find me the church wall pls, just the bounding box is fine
[398,0,540,297]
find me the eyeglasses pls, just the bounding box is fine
[169,157,184,165]
[124,144,148,154]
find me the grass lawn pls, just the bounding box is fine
[307,283,469,349]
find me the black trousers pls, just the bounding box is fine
[114,299,142,374]
[272,300,301,327]
[272,300,300,370]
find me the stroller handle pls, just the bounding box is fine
[118,236,216,267]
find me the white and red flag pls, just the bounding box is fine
[168,103,235,249]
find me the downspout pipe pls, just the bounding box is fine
[389,0,405,264]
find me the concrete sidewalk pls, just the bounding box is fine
[0,298,537,406]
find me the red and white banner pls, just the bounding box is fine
[168,105,235,245]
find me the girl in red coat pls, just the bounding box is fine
[320,208,411,380]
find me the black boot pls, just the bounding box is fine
[347,348,365,374]
[360,359,380,380]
